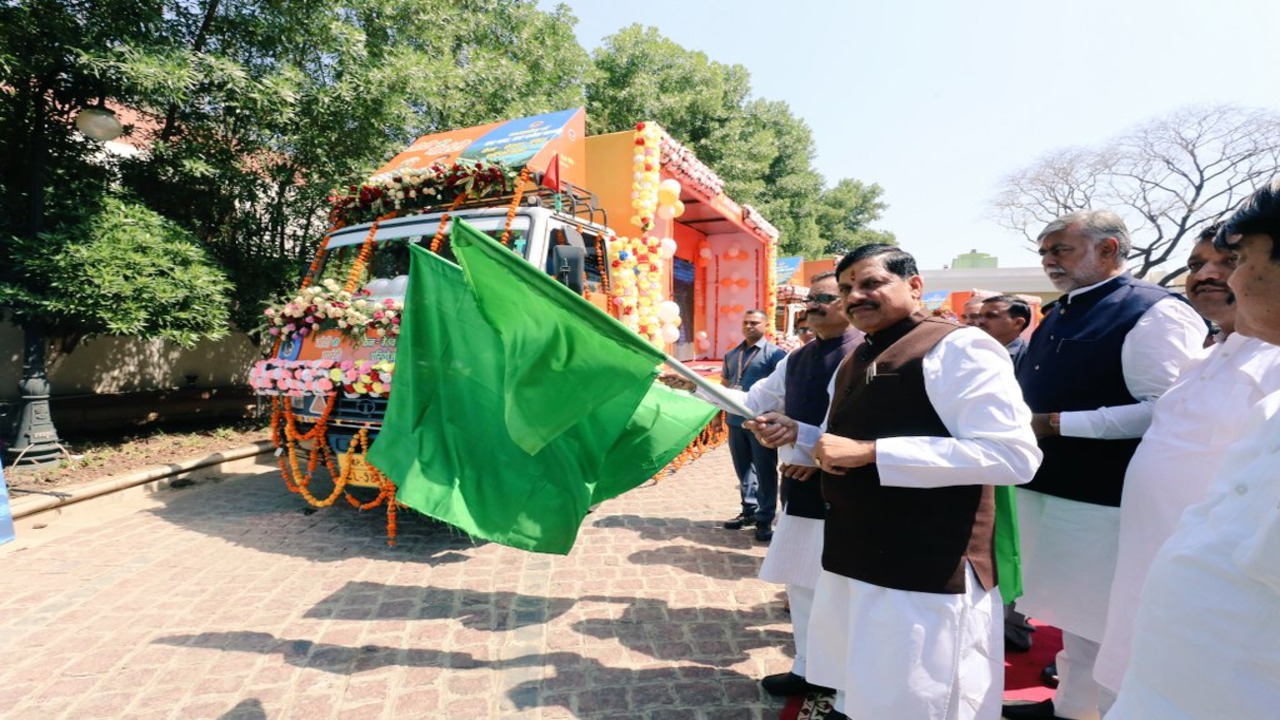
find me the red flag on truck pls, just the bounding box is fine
[540,153,561,192]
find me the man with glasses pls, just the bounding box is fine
[972,293,1036,654]
[795,312,816,345]
[660,271,862,700]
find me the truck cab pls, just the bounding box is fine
[275,195,613,463]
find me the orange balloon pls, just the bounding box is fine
[719,278,733,288]
[735,278,750,289]
[719,304,732,315]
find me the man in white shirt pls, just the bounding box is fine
[747,244,1041,720]
[1093,223,1280,699]
[1108,179,1280,719]
[661,272,862,699]
[1005,210,1205,720]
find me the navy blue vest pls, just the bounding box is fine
[1016,273,1183,506]
[782,328,862,519]
[723,340,785,427]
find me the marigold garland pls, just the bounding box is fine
[500,168,533,247]
[429,193,469,254]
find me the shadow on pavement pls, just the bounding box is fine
[591,513,760,551]
[626,545,767,582]
[572,595,793,666]
[500,652,771,716]
[154,631,481,674]
[154,631,773,717]
[304,581,577,631]
[218,698,267,720]
[146,472,482,564]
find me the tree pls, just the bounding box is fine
[104,0,592,330]
[0,196,232,351]
[993,105,1280,284]
[815,178,896,256]
[0,0,590,461]
[586,24,890,258]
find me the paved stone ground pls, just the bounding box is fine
[0,446,795,719]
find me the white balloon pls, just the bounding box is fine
[658,237,677,259]
[661,325,681,344]
[657,300,681,322]
[698,246,711,258]
[388,275,409,296]
[365,278,391,297]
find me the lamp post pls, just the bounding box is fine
[5,104,123,467]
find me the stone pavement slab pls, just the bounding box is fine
[0,446,793,719]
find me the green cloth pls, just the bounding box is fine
[994,485,1022,600]
[366,221,715,554]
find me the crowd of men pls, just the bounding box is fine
[662,180,1280,720]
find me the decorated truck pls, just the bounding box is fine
[250,108,781,543]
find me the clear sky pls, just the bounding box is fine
[541,0,1280,269]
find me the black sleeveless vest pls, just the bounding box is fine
[782,327,861,519]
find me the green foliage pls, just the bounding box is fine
[0,195,232,348]
[586,24,890,259]
[816,178,897,255]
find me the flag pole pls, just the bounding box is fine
[661,355,760,421]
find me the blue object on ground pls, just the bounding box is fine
[0,458,14,545]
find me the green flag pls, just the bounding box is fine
[366,222,715,554]
[995,485,1023,600]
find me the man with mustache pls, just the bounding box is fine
[1092,223,1280,700]
[1107,180,1280,719]
[662,272,863,699]
[746,244,1041,719]
[1004,211,1205,720]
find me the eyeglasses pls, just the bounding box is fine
[797,327,814,334]
[807,293,840,305]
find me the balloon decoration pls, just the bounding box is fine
[609,123,688,348]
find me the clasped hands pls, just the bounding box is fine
[745,411,875,475]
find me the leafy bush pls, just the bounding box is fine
[0,195,233,349]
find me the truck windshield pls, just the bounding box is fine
[317,216,531,293]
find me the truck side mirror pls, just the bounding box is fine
[552,245,585,295]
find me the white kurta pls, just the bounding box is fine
[1108,390,1280,719]
[1094,334,1280,693]
[694,352,831,589]
[793,328,1042,720]
[1017,296,1205,641]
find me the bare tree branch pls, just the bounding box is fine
[991,104,1280,285]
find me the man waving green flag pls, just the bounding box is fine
[366,221,715,554]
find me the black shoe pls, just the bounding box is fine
[760,671,832,697]
[723,513,757,529]
[1005,630,1033,653]
[754,527,773,542]
[1040,661,1059,688]
[1001,699,1065,719]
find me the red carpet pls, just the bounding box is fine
[778,622,1063,718]
[1004,621,1062,703]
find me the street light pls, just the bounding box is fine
[6,104,124,467]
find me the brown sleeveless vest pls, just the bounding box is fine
[822,316,997,594]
